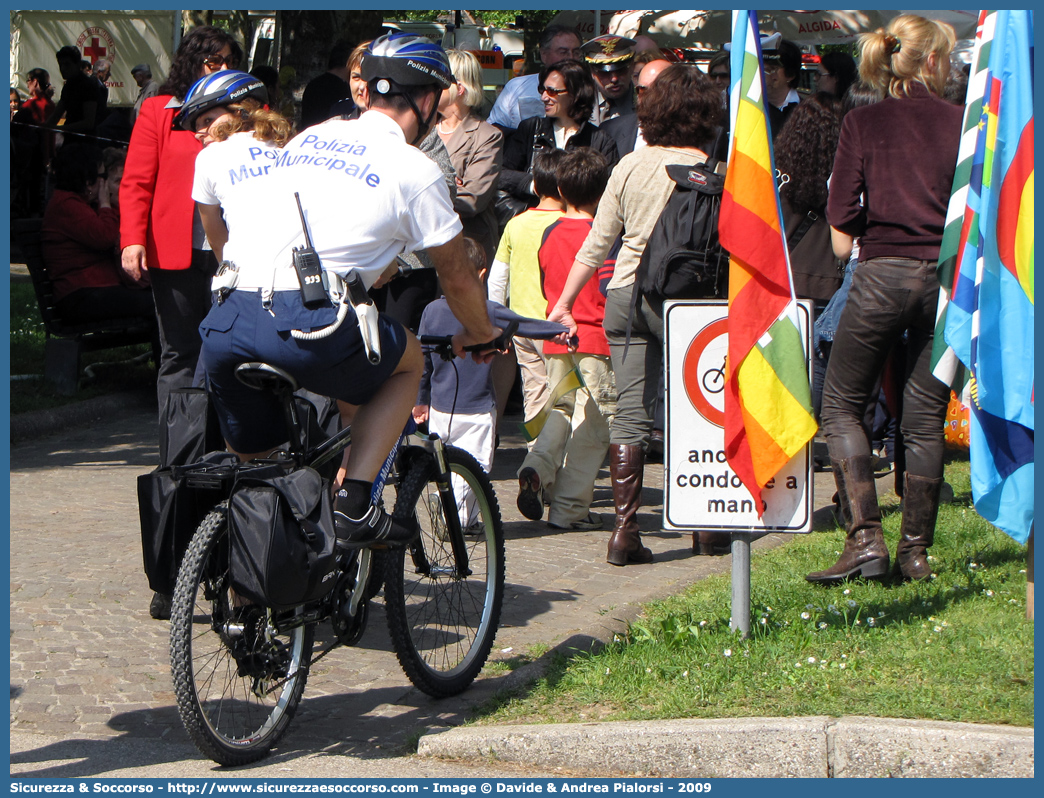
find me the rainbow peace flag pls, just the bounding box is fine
[718,9,816,515]
[941,9,1034,544]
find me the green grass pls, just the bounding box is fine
[9,281,155,414]
[479,459,1033,727]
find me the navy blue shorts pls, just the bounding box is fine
[200,289,409,454]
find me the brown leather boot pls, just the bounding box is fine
[606,444,653,566]
[806,455,889,584]
[693,531,731,555]
[894,474,943,581]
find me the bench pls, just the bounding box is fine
[12,218,158,395]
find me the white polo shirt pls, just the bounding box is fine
[204,111,462,291]
[192,130,281,260]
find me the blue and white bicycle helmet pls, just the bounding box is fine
[360,33,453,144]
[361,33,455,93]
[174,70,268,131]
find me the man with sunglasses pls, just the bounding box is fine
[487,24,583,132]
[598,57,671,157]
[301,39,354,129]
[581,34,638,126]
[707,51,730,97]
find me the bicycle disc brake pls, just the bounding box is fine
[222,606,291,692]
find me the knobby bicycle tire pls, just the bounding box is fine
[384,446,505,697]
[170,503,313,766]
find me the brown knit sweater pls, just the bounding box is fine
[827,82,962,263]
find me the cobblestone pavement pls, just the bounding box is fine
[10,403,838,774]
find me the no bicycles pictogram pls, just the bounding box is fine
[682,317,728,428]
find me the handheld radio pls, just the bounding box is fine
[291,192,328,308]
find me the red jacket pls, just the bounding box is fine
[119,95,201,271]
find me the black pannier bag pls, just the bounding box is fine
[227,465,338,609]
[138,388,227,594]
[633,160,729,303]
[159,387,225,468]
[137,450,239,594]
[138,387,341,594]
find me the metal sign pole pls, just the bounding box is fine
[664,301,815,643]
[730,532,752,638]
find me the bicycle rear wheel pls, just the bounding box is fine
[384,446,505,697]
[170,503,313,766]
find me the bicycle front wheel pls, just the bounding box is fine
[384,446,505,697]
[170,503,313,766]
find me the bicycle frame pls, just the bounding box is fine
[247,362,475,585]
[303,421,472,579]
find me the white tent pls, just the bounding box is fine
[11,9,178,105]
[552,9,980,50]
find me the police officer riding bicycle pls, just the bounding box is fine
[196,34,499,550]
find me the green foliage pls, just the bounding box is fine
[480,460,1033,727]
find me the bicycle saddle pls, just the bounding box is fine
[234,362,300,393]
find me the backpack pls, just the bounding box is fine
[632,159,729,304]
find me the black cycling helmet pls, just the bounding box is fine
[361,33,455,93]
[174,70,268,131]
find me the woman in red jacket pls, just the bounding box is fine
[42,142,153,322]
[119,25,243,425]
[119,25,242,622]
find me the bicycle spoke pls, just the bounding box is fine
[171,505,313,766]
[385,447,505,697]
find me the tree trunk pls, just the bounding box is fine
[278,10,384,126]
[227,10,255,64]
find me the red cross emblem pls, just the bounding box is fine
[83,37,107,61]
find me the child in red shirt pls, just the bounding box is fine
[516,148,615,530]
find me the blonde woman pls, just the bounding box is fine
[437,49,503,263]
[807,15,961,585]
[175,70,292,260]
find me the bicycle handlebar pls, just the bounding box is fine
[419,320,519,359]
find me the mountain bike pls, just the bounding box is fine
[168,334,506,766]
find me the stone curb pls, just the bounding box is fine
[10,390,154,444]
[417,716,1034,778]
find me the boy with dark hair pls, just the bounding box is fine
[415,237,566,528]
[516,147,615,530]
[763,38,803,137]
[488,150,566,425]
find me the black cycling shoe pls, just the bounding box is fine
[334,502,417,549]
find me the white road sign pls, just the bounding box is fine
[663,300,813,533]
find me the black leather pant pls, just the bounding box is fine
[821,257,949,479]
